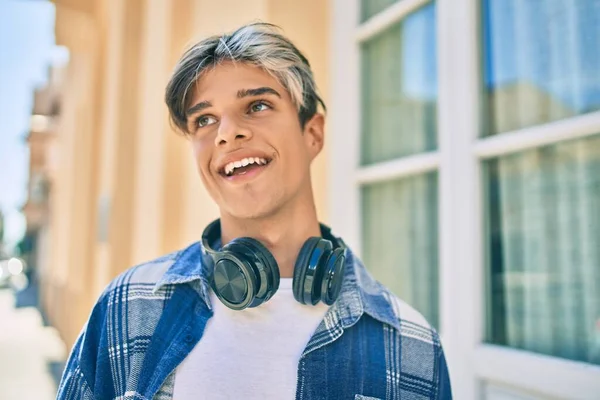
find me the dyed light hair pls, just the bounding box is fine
[165,22,326,134]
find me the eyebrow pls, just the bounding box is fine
[186,100,212,116]
[237,87,281,99]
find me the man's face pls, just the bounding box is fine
[185,62,324,220]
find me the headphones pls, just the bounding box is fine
[201,219,347,311]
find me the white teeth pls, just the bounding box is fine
[223,157,268,176]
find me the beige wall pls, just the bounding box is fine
[46,0,330,349]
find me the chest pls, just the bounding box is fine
[171,289,330,399]
[168,323,389,400]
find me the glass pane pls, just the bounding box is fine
[361,172,439,328]
[360,2,437,165]
[361,0,399,22]
[485,134,600,365]
[482,0,600,136]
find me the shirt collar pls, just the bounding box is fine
[153,241,213,307]
[154,239,401,331]
[333,249,401,331]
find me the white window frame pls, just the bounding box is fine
[329,0,600,399]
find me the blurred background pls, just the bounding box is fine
[0,0,599,399]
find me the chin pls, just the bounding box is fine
[221,202,272,220]
[218,185,288,220]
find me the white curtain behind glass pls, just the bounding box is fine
[361,173,439,328]
[496,135,600,364]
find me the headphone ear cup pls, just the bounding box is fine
[211,252,257,310]
[293,238,332,305]
[212,238,280,310]
[293,238,318,304]
[320,248,346,305]
[233,238,280,306]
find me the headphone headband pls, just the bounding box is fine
[201,219,346,258]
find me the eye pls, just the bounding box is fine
[196,115,217,128]
[249,101,271,113]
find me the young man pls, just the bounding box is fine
[57,23,452,400]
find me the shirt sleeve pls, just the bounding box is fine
[56,327,95,400]
[436,346,453,400]
[55,289,110,400]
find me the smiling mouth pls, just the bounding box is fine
[219,157,272,177]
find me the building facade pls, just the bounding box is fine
[21,66,63,282]
[38,0,600,399]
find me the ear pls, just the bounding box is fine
[303,113,325,161]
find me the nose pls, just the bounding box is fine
[214,114,252,147]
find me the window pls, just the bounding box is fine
[332,0,600,398]
[358,0,439,328]
[482,0,600,366]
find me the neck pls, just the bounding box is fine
[219,191,321,278]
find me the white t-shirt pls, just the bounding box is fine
[172,278,330,399]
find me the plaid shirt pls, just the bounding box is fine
[57,240,452,400]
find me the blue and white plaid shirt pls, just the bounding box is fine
[57,239,452,399]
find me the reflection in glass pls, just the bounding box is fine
[361,172,439,328]
[361,0,400,22]
[485,134,600,365]
[361,2,437,165]
[482,0,600,135]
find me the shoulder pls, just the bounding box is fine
[102,249,184,294]
[370,287,451,397]
[88,247,188,319]
[350,270,452,398]
[380,290,453,398]
[381,288,441,347]
[79,247,189,349]
[352,257,440,347]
